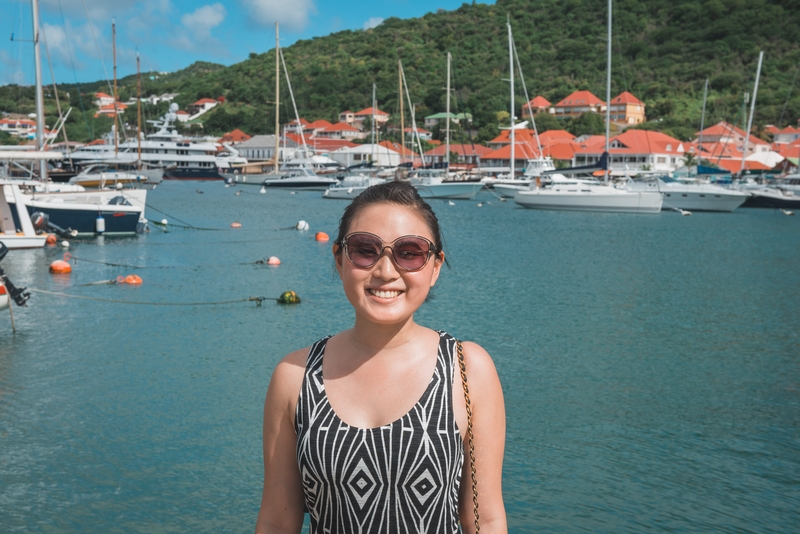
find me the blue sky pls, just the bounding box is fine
[1,0,495,87]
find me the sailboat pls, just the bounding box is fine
[513,0,662,214]
[485,21,558,197]
[404,56,483,200]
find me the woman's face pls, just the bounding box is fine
[334,203,443,327]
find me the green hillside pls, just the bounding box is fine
[2,0,799,144]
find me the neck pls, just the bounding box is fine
[347,314,423,354]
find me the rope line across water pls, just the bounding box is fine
[28,288,272,306]
[65,255,284,269]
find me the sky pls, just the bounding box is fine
[1,0,495,87]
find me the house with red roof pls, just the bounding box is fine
[338,110,355,124]
[521,96,552,119]
[608,91,646,125]
[0,118,36,137]
[773,125,800,146]
[403,126,432,141]
[353,107,389,128]
[94,102,127,117]
[573,130,685,174]
[694,121,770,158]
[316,122,365,140]
[553,90,606,119]
[187,98,219,117]
[219,129,251,145]
[94,92,115,107]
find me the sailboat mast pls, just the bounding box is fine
[31,0,47,181]
[605,0,612,184]
[274,22,280,173]
[446,51,451,171]
[137,52,142,166]
[740,51,764,175]
[399,60,405,165]
[113,20,119,157]
[698,78,708,155]
[371,83,376,163]
[508,22,515,177]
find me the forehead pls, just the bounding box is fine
[347,203,434,241]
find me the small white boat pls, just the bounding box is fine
[0,181,46,249]
[69,163,150,189]
[323,174,387,199]
[410,170,483,200]
[628,176,749,212]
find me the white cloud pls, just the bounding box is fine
[363,17,384,30]
[0,50,25,85]
[40,21,110,72]
[169,3,228,54]
[240,0,317,32]
[39,0,166,22]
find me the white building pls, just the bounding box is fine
[329,144,400,167]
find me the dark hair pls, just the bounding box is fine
[335,181,445,258]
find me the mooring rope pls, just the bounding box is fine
[27,288,271,306]
[64,255,285,270]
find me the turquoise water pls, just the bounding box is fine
[1,181,799,532]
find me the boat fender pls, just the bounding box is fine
[49,260,72,274]
[267,256,281,265]
[45,234,57,246]
[315,232,329,242]
[96,214,105,234]
[231,221,242,228]
[296,220,309,231]
[61,240,70,248]
[125,274,143,285]
[277,291,301,304]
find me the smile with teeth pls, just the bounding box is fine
[369,289,402,299]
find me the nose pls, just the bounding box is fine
[373,248,399,279]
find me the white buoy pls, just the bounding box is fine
[781,209,794,216]
[161,219,168,225]
[448,201,455,206]
[61,240,70,248]
[476,203,483,207]
[290,191,297,195]
[260,187,266,194]
[115,182,123,190]
[296,220,309,231]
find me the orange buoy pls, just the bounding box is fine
[49,260,72,274]
[124,274,143,285]
[315,232,329,242]
[45,234,57,245]
[267,256,281,265]
[231,221,242,228]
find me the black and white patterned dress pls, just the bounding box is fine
[295,331,464,533]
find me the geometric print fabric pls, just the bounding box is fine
[295,331,464,533]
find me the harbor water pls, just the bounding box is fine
[1,181,799,532]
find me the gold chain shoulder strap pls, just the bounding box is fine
[457,340,480,533]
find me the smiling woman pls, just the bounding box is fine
[255,181,507,534]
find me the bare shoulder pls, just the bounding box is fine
[265,347,310,412]
[459,341,500,384]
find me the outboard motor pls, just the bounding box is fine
[0,242,31,306]
[30,212,77,238]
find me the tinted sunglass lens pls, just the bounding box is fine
[394,238,429,270]
[347,234,382,267]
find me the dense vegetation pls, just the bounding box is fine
[2,0,799,144]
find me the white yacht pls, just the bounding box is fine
[67,105,246,180]
[323,173,387,199]
[492,157,559,198]
[514,173,663,213]
[0,180,46,249]
[627,176,748,212]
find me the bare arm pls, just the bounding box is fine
[456,342,507,534]
[255,350,307,534]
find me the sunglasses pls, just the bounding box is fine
[341,232,439,272]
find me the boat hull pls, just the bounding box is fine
[493,183,530,198]
[163,168,225,181]
[661,191,747,212]
[261,179,338,191]
[514,189,663,213]
[0,234,47,249]
[413,183,484,200]
[323,186,369,199]
[23,204,142,235]
[741,191,800,209]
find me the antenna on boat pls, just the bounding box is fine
[697,78,708,169]
[446,51,451,173]
[399,59,405,166]
[113,19,119,157]
[740,51,763,176]
[137,52,142,167]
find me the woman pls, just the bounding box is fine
[256,182,506,533]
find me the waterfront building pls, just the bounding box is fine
[219,129,251,145]
[573,130,685,175]
[0,117,36,137]
[693,121,770,157]
[235,134,298,161]
[772,125,800,146]
[338,110,355,124]
[315,122,364,140]
[94,92,115,107]
[330,143,400,167]
[353,107,390,129]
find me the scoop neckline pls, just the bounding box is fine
[317,332,445,431]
